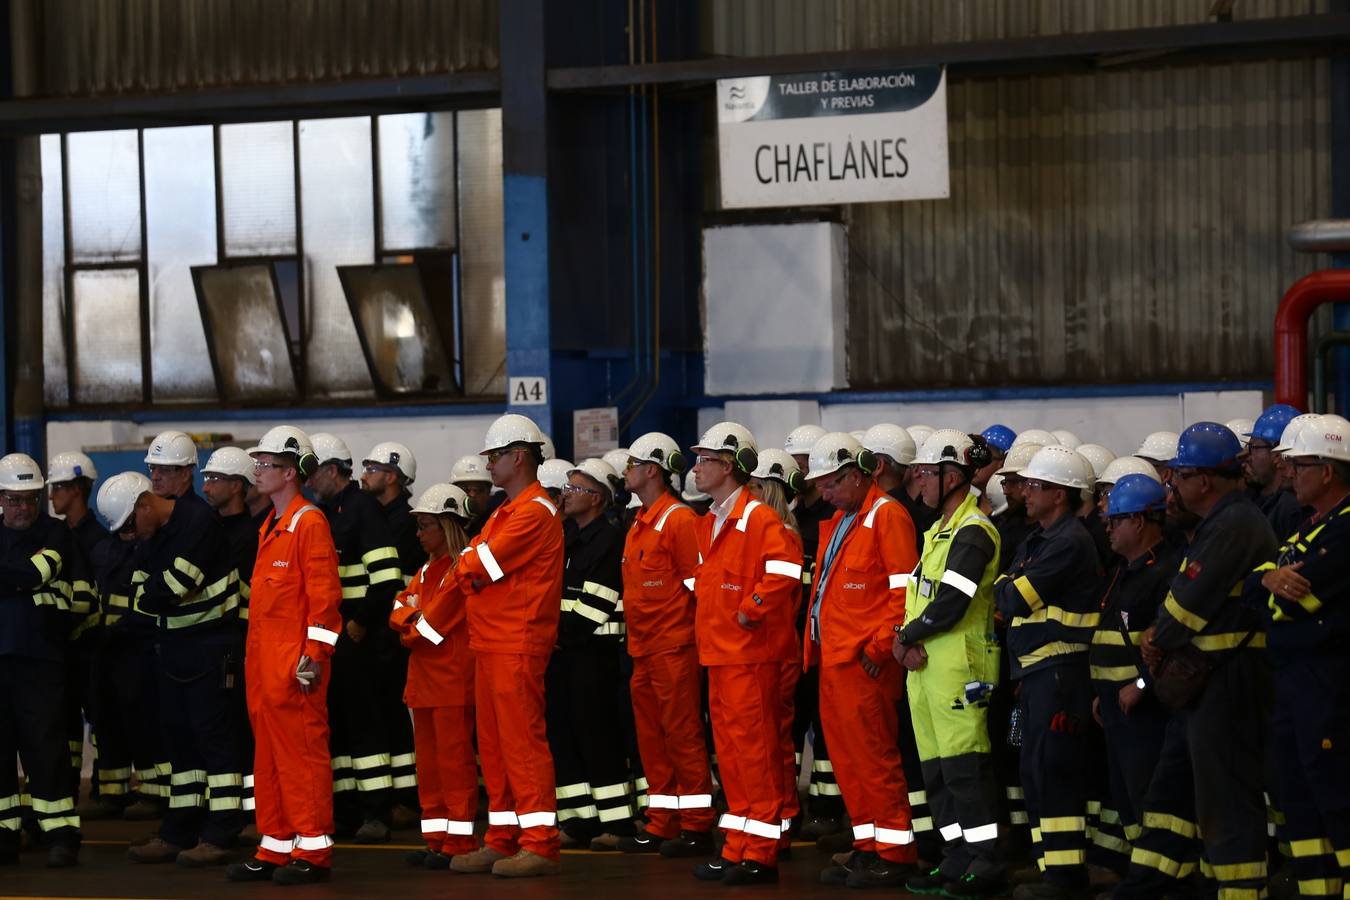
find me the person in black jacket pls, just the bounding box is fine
[547,458,634,850]
[0,453,83,868]
[308,435,406,842]
[1246,414,1350,899]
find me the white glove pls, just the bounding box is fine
[295,655,321,692]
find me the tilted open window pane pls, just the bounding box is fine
[144,125,217,401]
[66,130,141,263]
[377,112,457,251]
[338,264,457,396]
[219,121,297,257]
[71,268,141,404]
[41,134,69,407]
[193,264,298,403]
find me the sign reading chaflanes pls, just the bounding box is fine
[716,67,949,209]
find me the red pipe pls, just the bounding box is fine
[1274,269,1350,409]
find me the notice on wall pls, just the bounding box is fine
[573,407,620,459]
[716,66,949,209]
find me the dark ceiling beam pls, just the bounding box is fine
[547,13,1350,90]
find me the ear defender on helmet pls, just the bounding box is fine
[856,448,877,476]
[667,449,687,475]
[297,450,319,479]
[733,446,758,475]
[786,469,807,495]
[966,435,994,470]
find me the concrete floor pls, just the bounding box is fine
[2,819,951,900]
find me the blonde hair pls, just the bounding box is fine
[753,478,799,535]
[437,515,470,567]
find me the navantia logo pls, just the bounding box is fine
[728,85,746,100]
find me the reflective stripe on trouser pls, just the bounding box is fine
[246,637,335,867]
[1094,680,1168,858]
[92,633,167,803]
[708,662,786,866]
[477,652,560,860]
[377,642,418,797]
[1113,715,1202,897]
[1018,664,1093,887]
[412,706,478,856]
[157,638,245,849]
[907,629,1003,880]
[630,646,715,839]
[545,646,635,841]
[327,635,393,827]
[1271,655,1350,899]
[777,662,800,844]
[0,657,81,847]
[820,661,917,863]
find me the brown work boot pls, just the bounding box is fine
[123,798,164,821]
[126,837,182,864]
[491,849,561,878]
[450,846,509,874]
[589,832,623,851]
[391,804,419,831]
[175,840,234,867]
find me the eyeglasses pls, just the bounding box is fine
[625,458,653,471]
[819,470,853,491]
[414,519,442,532]
[1289,459,1330,471]
[253,461,290,472]
[147,464,186,475]
[0,493,39,506]
[362,463,398,475]
[911,467,940,480]
[562,484,601,495]
[485,448,520,465]
[1022,479,1052,492]
[693,455,726,468]
[1172,469,1206,481]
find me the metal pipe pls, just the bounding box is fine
[1272,269,1350,408]
[1288,219,1350,254]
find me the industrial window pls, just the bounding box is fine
[40,111,506,409]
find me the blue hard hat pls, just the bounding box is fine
[1248,404,1301,444]
[980,424,1017,454]
[1107,474,1167,516]
[1169,422,1241,470]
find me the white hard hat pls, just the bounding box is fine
[784,424,827,457]
[570,458,621,499]
[144,430,197,467]
[1051,430,1082,450]
[692,422,758,474]
[1074,444,1116,481]
[538,458,574,492]
[862,423,916,466]
[629,432,685,473]
[997,442,1043,477]
[751,449,802,487]
[906,425,936,448]
[47,451,98,485]
[627,492,642,509]
[248,425,315,462]
[915,429,976,466]
[363,441,417,484]
[681,479,709,503]
[96,471,151,531]
[850,429,866,442]
[601,449,632,478]
[1283,414,1350,462]
[1012,428,1059,449]
[410,482,472,519]
[1021,445,1095,491]
[202,447,257,485]
[1134,431,1180,463]
[1098,455,1161,486]
[1224,418,1256,443]
[1274,414,1322,454]
[481,413,545,455]
[985,473,1008,517]
[540,434,556,462]
[805,432,864,481]
[0,453,44,491]
[309,433,353,467]
[450,454,491,485]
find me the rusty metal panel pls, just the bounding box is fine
[16,0,499,99]
[842,57,1330,389]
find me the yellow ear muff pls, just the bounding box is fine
[667,449,687,475]
[856,448,877,477]
[734,446,759,476]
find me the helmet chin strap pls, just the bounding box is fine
[936,461,971,511]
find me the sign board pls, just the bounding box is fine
[716,66,949,209]
[573,407,620,459]
[509,376,547,406]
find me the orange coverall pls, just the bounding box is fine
[246,496,343,868]
[388,555,477,857]
[807,482,918,863]
[694,488,803,866]
[622,492,713,838]
[451,481,565,860]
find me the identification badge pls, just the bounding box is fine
[919,578,932,598]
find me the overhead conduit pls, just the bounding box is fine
[1275,220,1350,409]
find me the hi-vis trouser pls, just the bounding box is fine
[1115,650,1272,900]
[908,627,1004,881]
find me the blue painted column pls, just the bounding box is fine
[500,0,554,433]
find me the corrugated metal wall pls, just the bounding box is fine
[13,0,499,98]
[708,1,1333,388]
